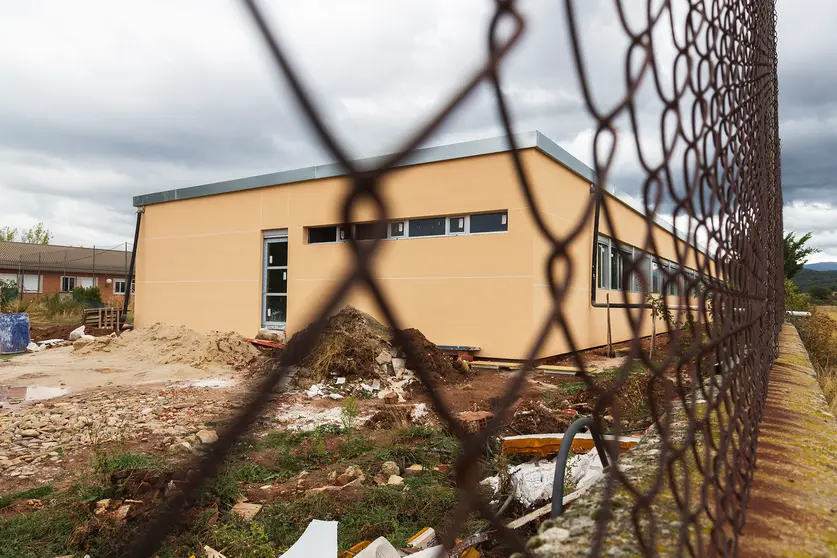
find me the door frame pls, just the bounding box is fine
[262,230,288,330]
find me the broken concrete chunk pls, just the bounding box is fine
[231,502,263,520]
[387,474,404,486]
[204,545,229,558]
[404,464,424,477]
[26,342,42,353]
[256,328,286,344]
[114,504,131,521]
[380,461,400,477]
[375,350,392,365]
[195,429,219,445]
[391,358,407,372]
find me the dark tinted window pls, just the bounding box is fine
[267,241,288,266]
[308,226,337,244]
[355,222,387,240]
[449,216,465,233]
[470,212,507,233]
[408,217,446,237]
[390,222,405,237]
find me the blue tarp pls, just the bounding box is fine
[0,313,30,355]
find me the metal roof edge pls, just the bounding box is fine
[132,131,544,207]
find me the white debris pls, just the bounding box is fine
[480,449,606,509]
[38,338,65,347]
[410,403,428,421]
[335,377,346,385]
[69,325,86,341]
[328,393,344,400]
[568,448,605,491]
[175,378,236,389]
[279,519,337,558]
[275,405,371,431]
[355,536,401,558]
[26,342,42,352]
[306,384,324,398]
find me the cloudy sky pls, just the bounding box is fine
[1,1,833,261]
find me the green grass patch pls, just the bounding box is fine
[338,435,373,461]
[0,486,53,510]
[261,483,458,551]
[95,451,167,477]
[0,503,80,558]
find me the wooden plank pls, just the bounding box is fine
[469,360,522,370]
[505,485,592,530]
[537,364,596,374]
[501,432,639,457]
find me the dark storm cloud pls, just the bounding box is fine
[0,0,833,260]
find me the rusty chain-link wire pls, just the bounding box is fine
[126,0,782,556]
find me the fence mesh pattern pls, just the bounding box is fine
[128,0,782,556]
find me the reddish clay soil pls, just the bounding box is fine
[397,328,464,385]
[30,324,118,342]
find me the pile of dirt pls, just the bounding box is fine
[74,322,263,370]
[285,307,462,389]
[30,324,114,342]
[397,328,462,385]
[285,307,392,385]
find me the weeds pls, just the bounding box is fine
[1,293,85,324]
[341,396,360,431]
[796,308,837,413]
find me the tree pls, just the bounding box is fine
[20,222,51,244]
[783,231,819,279]
[784,278,810,312]
[810,286,832,302]
[0,226,16,242]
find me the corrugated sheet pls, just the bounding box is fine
[0,241,130,274]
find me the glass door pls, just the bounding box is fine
[263,236,288,329]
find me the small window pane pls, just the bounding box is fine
[390,222,405,237]
[267,241,288,266]
[408,217,446,237]
[355,222,387,240]
[308,226,337,244]
[652,261,660,293]
[114,280,126,295]
[449,216,465,233]
[610,248,621,290]
[22,274,40,293]
[62,277,76,292]
[267,269,287,294]
[597,242,609,289]
[266,296,287,323]
[338,226,351,241]
[470,212,508,233]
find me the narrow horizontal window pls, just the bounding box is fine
[408,217,446,237]
[355,222,387,241]
[470,211,507,233]
[308,226,338,244]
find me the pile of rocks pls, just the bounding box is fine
[0,387,235,481]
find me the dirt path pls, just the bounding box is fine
[0,346,237,393]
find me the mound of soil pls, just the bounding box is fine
[30,324,114,342]
[74,322,262,370]
[397,328,462,385]
[285,307,392,384]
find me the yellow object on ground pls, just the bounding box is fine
[501,432,639,457]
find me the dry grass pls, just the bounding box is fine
[0,294,85,324]
[286,307,392,385]
[796,308,837,413]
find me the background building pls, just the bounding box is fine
[0,241,134,304]
[132,132,702,359]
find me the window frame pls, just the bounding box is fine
[263,234,289,329]
[22,274,41,293]
[60,276,77,293]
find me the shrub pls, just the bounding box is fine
[785,278,810,312]
[72,286,102,306]
[0,279,18,306]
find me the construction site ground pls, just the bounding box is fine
[0,314,674,557]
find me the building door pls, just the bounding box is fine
[263,233,288,329]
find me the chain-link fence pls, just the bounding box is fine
[127,0,782,555]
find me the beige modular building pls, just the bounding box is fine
[132,131,702,359]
